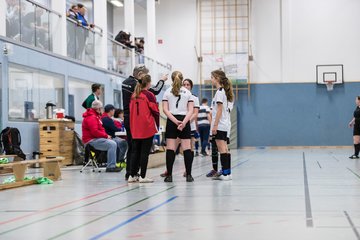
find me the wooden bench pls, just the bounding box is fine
[0,157,64,190]
[0,155,25,174]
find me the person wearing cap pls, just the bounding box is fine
[122,65,168,180]
[101,104,127,165]
[82,100,121,172]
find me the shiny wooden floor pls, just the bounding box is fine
[0,148,360,240]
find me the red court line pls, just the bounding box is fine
[0,161,189,226]
[0,183,128,225]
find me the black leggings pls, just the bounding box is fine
[130,137,154,178]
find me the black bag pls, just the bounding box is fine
[0,127,26,160]
[73,132,85,165]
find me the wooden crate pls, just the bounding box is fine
[39,119,74,166]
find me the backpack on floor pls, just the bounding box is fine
[0,127,26,160]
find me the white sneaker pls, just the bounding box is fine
[139,176,154,183]
[218,175,232,181]
[128,176,138,183]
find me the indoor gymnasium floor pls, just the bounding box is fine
[0,148,360,240]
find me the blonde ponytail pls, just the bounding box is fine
[171,71,183,96]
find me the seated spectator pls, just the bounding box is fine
[101,104,127,164]
[82,100,121,172]
[67,5,78,21]
[82,83,101,109]
[77,3,94,28]
[115,30,134,48]
[114,109,125,130]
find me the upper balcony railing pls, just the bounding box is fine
[6,0,61,52]
[66,17,102,66]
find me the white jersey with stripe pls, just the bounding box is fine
[198,105,211,126]
[162,86,193,115]
[190,94,200,131]
[211,88,230,132]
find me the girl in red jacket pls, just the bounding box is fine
[128,74,159,183]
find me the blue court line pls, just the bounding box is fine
[89,196,178,240]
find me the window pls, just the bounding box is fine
[68,77,104,122]
[8,64,64,121]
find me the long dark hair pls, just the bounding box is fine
[211,70,234,102]
[134,74,151,98]
[183,78,193,90]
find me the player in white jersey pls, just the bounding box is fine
[210,70,234,181]
[183,79,200,160]
[162,71,194,182]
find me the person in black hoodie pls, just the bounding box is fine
[122,65,168,180]
[101,104,128,166]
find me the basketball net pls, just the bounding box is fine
[326,82,334,91]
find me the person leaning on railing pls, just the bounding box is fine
[76,3,95,29]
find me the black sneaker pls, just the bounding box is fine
[164,176,173,182]
[106,167,122,172]
[186,175,194,182]
[349,155,359,159]
[201,151,208,156]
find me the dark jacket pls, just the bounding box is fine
[122,76,164,119]
[115,31,130,46]
[101,113,122,138]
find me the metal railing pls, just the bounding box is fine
[5,0,61,52]
[108,32,172,77]
[66,17,103,66]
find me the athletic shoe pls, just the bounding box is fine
[212,170,223,180]
[349,155,359,159]
[139,176,154,183]
[164,176,173,182]
[183,172,186,177]
[105,167,122,172]
[195,152,199,156]
[206,169,217,177]
[201,151,208,156]
[128,176,138,183]
[218,175,232,181]
[160,171,168,177]
[186,175,194,182]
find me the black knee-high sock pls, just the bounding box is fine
[355,144,360,156]
[211,140,218,171]
[220,153,231,176]
[183,149,193,176]
[166,150,176,176]
[228,153,231,172]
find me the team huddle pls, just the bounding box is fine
[123,66,235,183]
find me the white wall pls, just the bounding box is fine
[155,0,198,83]
[113,4,147,41]
[251,0,360,83]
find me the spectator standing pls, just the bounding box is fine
[82,84,102,109]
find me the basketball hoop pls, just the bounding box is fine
[325,81,334,91]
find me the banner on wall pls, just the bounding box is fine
[202,53,248,85]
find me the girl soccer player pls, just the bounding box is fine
[162,71,194,182]
[210,70,234,181]
[128,74,159,183]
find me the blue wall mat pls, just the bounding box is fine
[193,83,357,147]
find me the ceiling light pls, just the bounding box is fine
[110,0,123,7]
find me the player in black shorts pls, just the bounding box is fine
[210,70,234,181]
[349,96,360,159]
[162,71,194,182]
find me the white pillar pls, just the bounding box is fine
[51,0,67,56]
[124,0,135,68]
[0,0,6,37]
[94,0,108,69]
[146,0,156,60]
